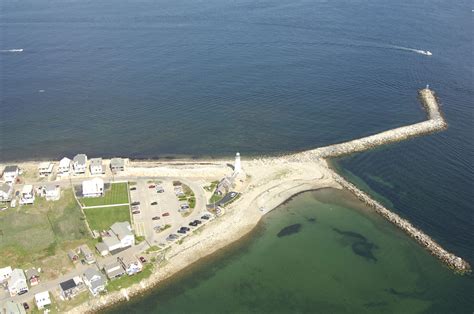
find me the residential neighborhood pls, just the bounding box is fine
[0,154,233,312]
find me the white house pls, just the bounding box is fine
[82,178,104,198]
[118,255,142,276]
[2,165,19,183]
[8,269,28,297]
[72,154,87,175]
[19,185,35,205]
[89,158,104,175]
[0,183,13,203]
[110,158,125,172]
[110,222,134,248]
[102,236,122,252]
[83,268,106,296]
[58,157,71,175]
[38,162,54,177]
[34,291,51,310]
[0,266,12,284]
[101,221,134,253]
[44,184,60,201]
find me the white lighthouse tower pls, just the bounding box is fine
[234,152,242,175]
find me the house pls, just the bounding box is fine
[34,291,51,310]
[0,266,12,284]
[0,300,26,314]
[19,185,35,205]
[89,158,104,175]
[38,162,54,177]
[102,236,122,253]
[0,183,13,203]
[95,242,109,256]
[59,277,84,299]
[25,268,40,286]
[83,268,106,296]
[80,244,96,264]
[102,262,125,280]
[58,157,71,175]
[44,184,60,201]
[72,154,88,175]
[118,254,142,276]
[110,158,125,172]
[216,177,233,196]
[2,165,19,183]
[7,269,28,297]
[68,250,79,262]
[82,178,104,197]
[110,221,134,248]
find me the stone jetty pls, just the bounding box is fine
[290,88,447,160]
[331,170,471,274]
[287,88,471,273]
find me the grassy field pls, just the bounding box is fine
[83,205,130,231]
[0,189,90,278]
[80,182,129,207]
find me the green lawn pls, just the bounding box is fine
[83,205,131,231]
[0,189,89,269]
[80,182,129,207]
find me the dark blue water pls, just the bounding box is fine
[1,0,473,311]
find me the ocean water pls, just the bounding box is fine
[107,190,474,313]
[1,0,473,312]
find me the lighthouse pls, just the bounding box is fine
[234,152,242,174]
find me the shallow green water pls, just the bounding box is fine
[108,190,473,313]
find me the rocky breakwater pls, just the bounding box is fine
[330,170,471,274]
[289,88,447,161]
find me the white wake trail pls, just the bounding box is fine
[0,48,24,53]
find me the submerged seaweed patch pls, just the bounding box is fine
[332,227,378,262]
[305,217,317,223]
[277,224,302,237]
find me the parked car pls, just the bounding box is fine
[177,229,186,234]
[131,201,140,206]
[151,201,158,205]
[189,221,198,227]
[194,219,202,224]
[201,215,210,220]
[130,187,137,191]
[162,212,170,217]
[131,205,140,211]
[148,184,156,189]
[180,226,190,232]
[132,210,141,215]
[139,256,147,263]
[152,216,160,220]
[22,303,29,310]
[156,186,164,193]
[180,204,189,210]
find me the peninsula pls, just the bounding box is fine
[0,87,470,314]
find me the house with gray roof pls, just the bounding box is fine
[2,165,19,183]
[7,269,28,297]
[0,300,26,314]
[103,262,125,280]
[110,221,134,248]
[89,158,105,175]
[83,268,106,296]
[110,158,125,172]
[80,244,95,264]
[72,154,87,174]
[0,183,13,203]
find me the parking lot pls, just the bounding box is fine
[129,179,213,247]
